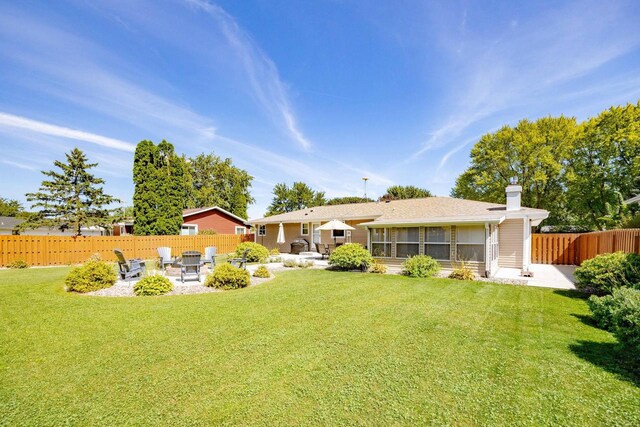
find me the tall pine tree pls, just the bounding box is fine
[24,148,119,236]
[133,140,186,235]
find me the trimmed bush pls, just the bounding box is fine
[7,259,29,269]
[134,275,173,296]
[369,260,387,274]
[587,293,618,331]
[205,263,250,290]
[402,255,440,278]
[283,259,298,268]
[253,265,271,278]
[588,287,640,352]
[328,243,373,271]
[234,242,270,263]
[65,260,117,293]
[449,262,475,280]
[575,252,640,294]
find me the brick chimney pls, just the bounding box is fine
[505,178,522,211]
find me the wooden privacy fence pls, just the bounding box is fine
[531,229,640,265]
[0,234,254,267]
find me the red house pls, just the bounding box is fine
[180,207,250,235]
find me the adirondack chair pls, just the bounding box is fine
[157,247,176,269]
[114,249,145,281]
[203,246,217,267]
[229,249,250,270]
[316,243,330,260]
[179,251,202,282]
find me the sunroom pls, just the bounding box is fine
[365,223,499,277]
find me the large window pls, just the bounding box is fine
[456,226,485,262]
[370,228,390,257]
[258,225,266,236]
[425,226,450,260]
[395,227,419,258]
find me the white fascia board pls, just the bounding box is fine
[359,216,506,228]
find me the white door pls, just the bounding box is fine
[311,223,321,249]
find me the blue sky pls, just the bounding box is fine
[1,0,639,219]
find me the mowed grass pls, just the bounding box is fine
[1,268,639,426]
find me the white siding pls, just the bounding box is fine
[498,219,523,268]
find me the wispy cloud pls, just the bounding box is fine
[0,159,39,171]
[0,112,135,152]
[185,0,312,150]
[411,1,640,162]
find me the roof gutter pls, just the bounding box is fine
[359,216,506,227]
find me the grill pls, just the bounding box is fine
[290,238,309,254]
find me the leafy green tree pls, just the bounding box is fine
[325,196,373,205]
[381,185,433,201]
[566,102,640,229]
[451,116,578,224]
[186,153,254,219]
[265,182,326,216]
[133,140,186,235]
[0,197,23,217]
[23,148,119,236]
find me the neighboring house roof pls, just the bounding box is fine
[182,206,249,226]
[0,216,23,230]
[250,197,549,226]
[624,195,640,205]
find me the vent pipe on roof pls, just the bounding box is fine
[506,178,522,211]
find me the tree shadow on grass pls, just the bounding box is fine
[570,340,640,387]
[571,313,598,328]
[553,289,590,300]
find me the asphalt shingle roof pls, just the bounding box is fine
[250,197,548,225]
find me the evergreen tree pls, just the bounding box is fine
[133,140,159,235]
[24,148,119,236]
[133,140,186,235]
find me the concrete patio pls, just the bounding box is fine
[493,264,576,289]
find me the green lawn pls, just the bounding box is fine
[1,268,638,426]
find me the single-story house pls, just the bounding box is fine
[180,206,250,235]
[0,216,106,236]
[113,220,134,236]
[250,184,549,277]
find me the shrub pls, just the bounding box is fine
[328,243,373,271]
[369,259,387,274]
[587,294,618,330]
[299,260,314,269]
[65,260,117,293]
[7,259,29,269]
[268,256,282,263]
[253,265,271,278]
[270,248,280,256]
[134,275,173,296]
[402,255,440,278]
[575,252,640,294]
[205,263,250,290]
[234,242,270,263]
[198,229,217,235]
[588,287,640,352]
[449,262,475,280]
[283,259,299,268]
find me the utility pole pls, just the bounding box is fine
[362,177,369,199]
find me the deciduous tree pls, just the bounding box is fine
[265,182,326,216]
